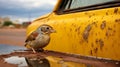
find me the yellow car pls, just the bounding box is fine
[26,0,120,67]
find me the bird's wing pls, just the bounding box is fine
[25,31,39,42]
[24,31,39,47]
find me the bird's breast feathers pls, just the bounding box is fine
[29,34,50,48]
[36,34,50,44]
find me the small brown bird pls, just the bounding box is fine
[25,24,56,53]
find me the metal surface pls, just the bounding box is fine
[0,50,120,67]
[26,0,120,66]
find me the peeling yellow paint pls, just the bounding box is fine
[26,1,120,66]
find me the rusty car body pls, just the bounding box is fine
[26,0,120,67]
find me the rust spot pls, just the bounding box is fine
[70,28,72,32]
[83,24,92,41]
[75,28,77,32]
[106,31,109,37]
[84,12,88,15]
[77,31,81,35]
[92,22,96,24]
[113,24,116,28]
[115,19,120,23]
[100,21,106,30]
[72,24,77,27]
[89,14,95,18]
[92,22,98,27]
[114,8,119,14]
[78,26,81,31]
[106,12,108,15]
[108,27,112,30]
[77,27,81,35]
[89,15,92,18]
[112,44,114,47]
[95,33,97,36]
[95,39,99,44]
[75,26,81,32]
[90,50,93,55]
[99,39,104,50]
[72,23,74,26]
[64,26,66,30]
[113,30,116,33]
[106,27,114,37]
[93,13,95,16]
[94,48,98,53]
[91,43,94,47]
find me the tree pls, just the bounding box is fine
[3,21,13,26]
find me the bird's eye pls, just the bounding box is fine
[46,27,49,29]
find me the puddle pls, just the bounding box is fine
[4,56,27,67]
[0,44,27,67]
[0,44,25,55]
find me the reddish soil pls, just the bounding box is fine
[0,28,26,46]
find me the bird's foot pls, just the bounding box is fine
[37,48,44,52]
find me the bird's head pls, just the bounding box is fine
[36,24,56,35]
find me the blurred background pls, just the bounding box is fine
[0,0,57,46]
[0,0,57,28]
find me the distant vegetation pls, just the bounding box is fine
[0,17,32,28]
[1,20,31,28]
[3,21,13,26]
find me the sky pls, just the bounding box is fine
[0,0,57,24]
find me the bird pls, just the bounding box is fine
[25,24,56,53]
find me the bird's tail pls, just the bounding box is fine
[24,43,31,49]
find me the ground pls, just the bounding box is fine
[0,28,26,67]
[0,28,26,46]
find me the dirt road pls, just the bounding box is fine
[0,29,26,46]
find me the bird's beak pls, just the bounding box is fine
[51,29,56,33]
